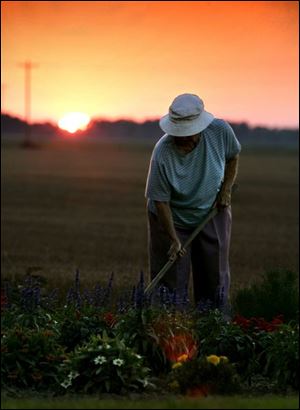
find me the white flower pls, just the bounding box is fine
[134,354,142,359]
[94,355,107,365]
[61,379,72,389]
[138,378,154,388]
[113,358,124,366]
[105,344,111,349]
[68,371,79,380]
[142,379,149,387]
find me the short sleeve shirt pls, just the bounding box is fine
[145,118,241,228]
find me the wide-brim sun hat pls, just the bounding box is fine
[159,93,214,137]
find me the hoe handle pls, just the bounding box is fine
[144,207,218,296]
[144,184,238,296]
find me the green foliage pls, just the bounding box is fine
[1,326,66,389]
[193,309,299,388]
[232,269,299,321]
[1,306,57,331]
[193,310,258,379]
[1,273,299,395]
[257,323,299,390]
[57,306,116,351]
[115,307,169,374]
[58,332,153,394]
[167,355,240,395]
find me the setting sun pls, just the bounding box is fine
[58,112,90,134]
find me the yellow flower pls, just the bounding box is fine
[172,362,183,369]
[220,355,229,363]
[177,353,188,362]
[169,380,180,390]
[206,355,220,366]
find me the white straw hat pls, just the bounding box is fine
[159,93,214,137]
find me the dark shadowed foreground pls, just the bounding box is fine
[1,394,299,409]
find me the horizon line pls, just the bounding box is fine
[1,111,299,131]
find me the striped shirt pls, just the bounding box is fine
[145,118,241,228]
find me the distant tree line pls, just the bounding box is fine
[1,113,299,149]
[1,114,57,137]
[86,119,161,140]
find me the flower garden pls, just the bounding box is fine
[1,268,299,401]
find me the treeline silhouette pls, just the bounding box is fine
[1,113,299,149]
[1,114,57,137]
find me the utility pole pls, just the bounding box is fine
[1,83,6,113]
[18,61,38,147]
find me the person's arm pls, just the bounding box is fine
[154,201,186,261]
[216,154,239,208]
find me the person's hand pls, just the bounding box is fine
[215,186,231,209]
[168,237,186,261]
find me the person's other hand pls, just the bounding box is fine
[168,238,186,261]
[215,187,231,209]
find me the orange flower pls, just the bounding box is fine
[103,312,117,327]
[206,355,220,365]
[177,353,188,363]
[42,330,54,337]
[45,354,56,361]
[187,384,211,397]
[172,362,183,369]
[1,288,7,310]
[75,310,81,320]
[31,372,43,381]
[161,333,198,362]
[7,372,18,379]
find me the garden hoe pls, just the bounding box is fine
[144,184,238,296]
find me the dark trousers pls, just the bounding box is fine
[147,207,232,310]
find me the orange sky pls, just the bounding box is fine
[1,1,299,128]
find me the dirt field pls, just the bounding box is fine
[1,136,299,297]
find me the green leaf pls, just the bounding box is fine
[14,360,22,371]
[83,380,94,393]
[105,380,110,392]
[142,340,148,352]
[23,358,36,366]
[117,369,125,383]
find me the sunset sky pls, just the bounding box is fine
[1,1,299,128]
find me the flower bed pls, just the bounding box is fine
[1,270,299,396]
